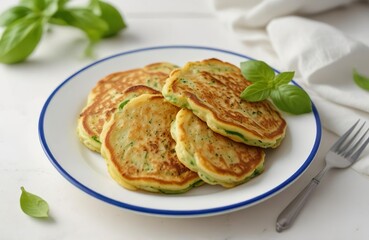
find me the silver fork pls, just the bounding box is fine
[276,120,369,232]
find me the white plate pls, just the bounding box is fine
[39,46,321,217]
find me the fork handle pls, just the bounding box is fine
[276,177,320,232]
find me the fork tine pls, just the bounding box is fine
[339,122,366,155]
[350,134,369,161]
[343,128,369,158]
[331,119,360,152]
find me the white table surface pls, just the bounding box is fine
[1,1,369,239]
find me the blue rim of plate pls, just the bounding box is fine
[38,45,322,217]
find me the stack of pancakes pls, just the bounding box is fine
[77,59,287,194]
[77,62,178,152]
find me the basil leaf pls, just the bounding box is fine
[271,85,312,114]
[42,0,59,17]
[240,60,275,82]
[353,69,369,91]
[20,0,47,12]
[20,186,49,218]
[52,8,108,41]
[273,71,295,87]
[0,15,44,64]
[89,0,101,15]
[47,1,71,25]
[0,0,125,63]
[0,6,32,27]
[56,0,70,9]
[95,1,127,38]
[240,81,271,102]
[49,10,69,25]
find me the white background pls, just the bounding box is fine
[1,0,369,239]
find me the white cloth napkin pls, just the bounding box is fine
[213,0,369,174]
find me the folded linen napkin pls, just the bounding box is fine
[213,0,369,174]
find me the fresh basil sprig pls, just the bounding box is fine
[0,0,127,64]
[0,6,32,26]
[20,186,49,218]
[89,0,127,38]
[240,60,312,115]
[353,69,369,91]
[0,15,44,64]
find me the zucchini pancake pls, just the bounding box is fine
[171,109,265,188]
[77,62,178,152]
[100,92,202,193]
[162,58,287,148]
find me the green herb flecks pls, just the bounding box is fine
[353,69,369,91]
[0,0,127,64]
[20,186,49,218]
[240,60,312,115]
[91,135,101,143]
[224,129,248,143]
[118,99,130,110]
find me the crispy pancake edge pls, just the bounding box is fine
[171,109,265,188]
[78,62,178,153]
[100,94,202,193]
[162,58,287,148]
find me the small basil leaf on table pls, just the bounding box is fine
[0,6,32,26]
[0,15,44,64]
[271,85,312,115]
[353,69,369,91]
[20,186,49,218]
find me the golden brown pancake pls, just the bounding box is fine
[100,93,202,193]
[171,109,265,188]
[77,62,178,152]
[87,62,178,102]
[162,58,286,148]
